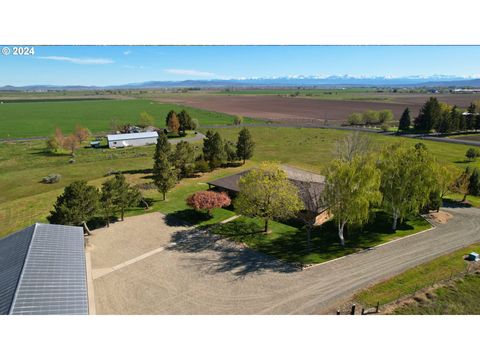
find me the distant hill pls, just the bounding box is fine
[2,75,480,90]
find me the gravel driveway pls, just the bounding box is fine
[90,205,480,314]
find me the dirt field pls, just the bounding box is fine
[149,93,480,125]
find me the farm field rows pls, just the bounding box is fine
[0,98,259,138]
[142,92,480,126]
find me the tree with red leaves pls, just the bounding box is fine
[186,191,231,216]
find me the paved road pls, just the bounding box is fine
[92,205,480,314]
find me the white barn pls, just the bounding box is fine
[107,132,159,148]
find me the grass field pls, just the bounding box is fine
[393,272,480,314]
[354,243,480,308]
[2,126,479,240]
[0,98,259,138]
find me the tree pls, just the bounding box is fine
[203,130,226,168]
[468,168,480,196]
[378,109,394,125]
[173,141,195,178]
[63,134,80,156]
[186,191,231,216]
[437,110,452,134]
[414,97,441,132]
[433,163,461,199]
[333,131,371,163]
[233,115,243,125]
[362,110,380,125]
[47,180,99,234]
[138,111,155,128]
[177,110,192,135]
[110,173,141,221]
[224,140,238,163]
[235,162,303,233]
[347,112,364,126]
[451,167,471,202]
[465,148,479,162]
[466,103,477,130]
[236,127,255,164]
[378,142,437,231]
[398,108,411,131]
[73,125,91,143]
[166,110,180,134]
[323,155,381,246]
[296,178,325,252]
[152,132,176,200]
[100,177,119,227]
[191,118,200,130]
[46,136,61,153]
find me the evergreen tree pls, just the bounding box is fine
[48,180,99,234]
[414,97,441,132]
[100,177,119,227]
[202,130,226,169]
[236,127,255,164]
[398,107,411,131]
[153,132,176,200]
[437,110,451,134]
[449,106,460,132]
[466,103,476,130]
[468,168,480,196]
[177,110,192,135]
[173,141,195,178]
[112,173,141,221]
[224,140,238,163]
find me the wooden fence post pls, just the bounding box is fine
[336,309,340,315]
[376,301,380,313]
[350,304,356,315]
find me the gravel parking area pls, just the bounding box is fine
[90,207,480,315]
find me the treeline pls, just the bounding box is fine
[401,97,480,133]
[46,125,91,155]
[152,128,255,200]
[347,109,394,129]
[323,134,467,245]
[48,174,142,233]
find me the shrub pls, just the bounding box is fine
[233,115,244,125]
[42,174,62,184]
[194,159,210,173]
[347,112,364,125]
[186,191,231,215]
[465,148,479,161]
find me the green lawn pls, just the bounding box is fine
[2,125,480,239]
[0,98,259,138]
[209,211,430,265]
[393,273,480,314]
[354,243,480,308]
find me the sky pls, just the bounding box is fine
[1,46,480,86]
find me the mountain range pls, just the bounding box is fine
[2,75,480,90]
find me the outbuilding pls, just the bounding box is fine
[107,131,159,148]
[0,223,89,315]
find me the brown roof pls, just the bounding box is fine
[207,166,326,211]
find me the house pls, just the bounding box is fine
[0,223,89,315]
[207,164,330,225]
[107,131,159,148]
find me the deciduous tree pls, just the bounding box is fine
[235,162,303,233]
[138,111,155,128]
[166,110,180,134]
[323,155,381,246]
[186,191,231,216]
[73,125,91,143]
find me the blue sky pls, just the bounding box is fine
[1,46,480,86]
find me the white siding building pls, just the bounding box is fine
[107,132,159,148]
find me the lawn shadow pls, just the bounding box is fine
[165,209,213,227]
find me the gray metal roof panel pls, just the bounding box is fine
[9,223,88,315]
[0,225,35,315]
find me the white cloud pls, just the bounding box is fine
[37,56,114,65]
[164,68,216,77]
[123,65,145,69]
[123,50,132,55]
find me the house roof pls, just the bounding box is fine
[107,131,159,142]
[0,223,88,315]
[207,165,326,210]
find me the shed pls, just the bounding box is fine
[0,223,89,315]
[107,131,159,148]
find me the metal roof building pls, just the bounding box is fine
[106,131,159,148]
[0,223,88,315]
